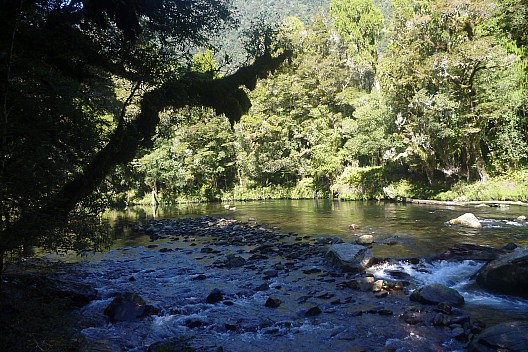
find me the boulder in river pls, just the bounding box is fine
[449,213,482,228]
[410,284,464,307]
[326,243,373,272]
[475,244,528,298]
[428,243,507,262]
[470,321,528,352]
[265,296,282,308]
[104,292,158,322]
[357,235,374,245]
[205,288,223,304]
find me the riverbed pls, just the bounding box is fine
[46,200,528,351]
[105,199,528,258]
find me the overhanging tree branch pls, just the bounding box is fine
[0,49,292,251]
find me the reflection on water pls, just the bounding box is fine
[105,199,528,258]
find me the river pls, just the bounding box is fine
[105,199,528,258]
[53,200,528,351]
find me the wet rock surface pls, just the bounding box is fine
[428,243,509,262]
[475,244,528,298]
[326,242,373,272]
[470,321,528,352]
[410,284,465,307]
[104,292,159,322]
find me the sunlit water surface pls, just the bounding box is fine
[106,199,528,257]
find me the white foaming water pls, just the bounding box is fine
[368,259,528,317]
[480,218,526,228]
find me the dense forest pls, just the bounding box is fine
[121,0,528,204]
[0,0,527,258]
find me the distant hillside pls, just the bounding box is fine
[233,0,329,24]
[215,0,329,70]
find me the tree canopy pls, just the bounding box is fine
[0,0,291,260]
[120,0,527,204]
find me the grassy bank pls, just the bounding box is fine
[123,168,528,205]
[433,170,528,202]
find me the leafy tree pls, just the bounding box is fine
[379,0,526,182]
[330,0,384,90]
[138,108,237,203]
[339,92,392,166]
[0,0,291,271]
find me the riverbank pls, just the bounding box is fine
[3,215,527,351]
[0,259,87,351]
[123,169,528,206]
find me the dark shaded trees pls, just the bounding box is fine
[0,0,291,265]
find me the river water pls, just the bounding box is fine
[106,199,528,258]
[55,200,528,351]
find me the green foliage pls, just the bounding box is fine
[379,0,527,182]
[339,92,391,166]
[130,108,237,203]
[435,169,528,201]
[121,1,528,204]
[332,166,387,200]
[330,0,384,84]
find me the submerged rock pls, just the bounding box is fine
[303,305,322,317]
[410,284,464,307]
[470,321,528,352]
[449,213,482,228]
[475,244,528,298]
[429,243,507,262]
[326,243,373,272]
[104,293,158,322]
[224,255,246,268]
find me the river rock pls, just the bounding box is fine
[224,255,246,268]
[410,284,464,307]
[205,288,223,304]
[515,215,527,222]
[357,235,374,245]
[303,305,322,317]
[470,321,528,352]
[265,296,282,308]
[104,293,158,322]
[475,244,528,297]
[449,213,481,228]
[326,243,373,272]
[428,243,507,262]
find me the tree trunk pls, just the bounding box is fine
[0,50,292,251]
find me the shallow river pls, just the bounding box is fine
[54,200,528,351]
[106,199,528,258]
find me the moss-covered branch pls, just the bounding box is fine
[0,50,292,251]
